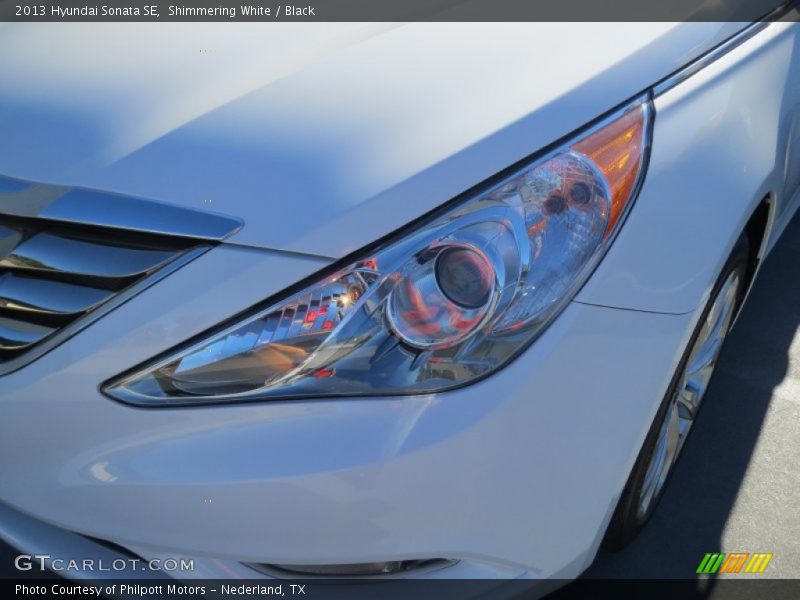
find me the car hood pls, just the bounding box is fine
[0,22,742,258]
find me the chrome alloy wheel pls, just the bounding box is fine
[636,267,744,522]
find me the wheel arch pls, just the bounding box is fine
[733,193,774,326]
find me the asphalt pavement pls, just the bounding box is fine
[1,213,799,586]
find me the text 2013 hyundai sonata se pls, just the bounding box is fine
[0,18,798,586]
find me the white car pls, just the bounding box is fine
[0,17,799,591]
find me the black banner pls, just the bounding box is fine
[0,0,798,22]
[5,578,800,600]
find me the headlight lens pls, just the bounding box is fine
[105,96,651,406]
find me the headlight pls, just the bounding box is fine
[105,95,652,406]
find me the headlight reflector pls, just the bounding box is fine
[105,96,651,406]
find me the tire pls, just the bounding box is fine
[602,234,750,551]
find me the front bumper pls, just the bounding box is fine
[0,243,698,581]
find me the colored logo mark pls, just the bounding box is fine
[697,552,773,574]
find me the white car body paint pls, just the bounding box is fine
[0,19,798,592]
[577,20,800,314]
[0,22,743,260]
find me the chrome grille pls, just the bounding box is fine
[0,215,204,366]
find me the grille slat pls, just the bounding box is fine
[0,316,55,351]
[0,226,24,258]
[0,233,178,281]
[0,274,113,319]
[0,215,201,365]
